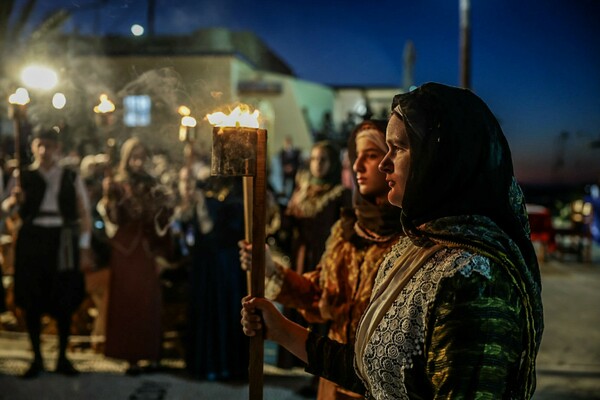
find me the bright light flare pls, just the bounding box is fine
[21,65,58,90]
[178,105,191,116]
[52,92,66,109]
[8,88,30,105]
[94,94,115,114]
[181,116,197,127]
[206,105,260,128]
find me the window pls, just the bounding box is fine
[123,95,151,127]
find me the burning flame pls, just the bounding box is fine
[181,116,197,128]
[8,88,30,106]
[178,105,191,116]
[94,94,115,114]
[206,105,260,128]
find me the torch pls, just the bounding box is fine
[93,94,116,174]
[206,105,266,400]
[8,88,31,188]
[178,105,197,167]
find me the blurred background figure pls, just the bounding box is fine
[276,140,352,371]
[99,137,174,375]
[2,125,93,378]
[279,135,302,202]
[172,164,249,381]
[79,153,111,352]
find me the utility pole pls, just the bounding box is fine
[459,0,471,88]
[147,0,156,36]
[403,40,416,92]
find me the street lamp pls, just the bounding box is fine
[21,65,58,91]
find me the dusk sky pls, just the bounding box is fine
[17,0,600,185]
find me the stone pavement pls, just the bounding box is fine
[1,259,599,399]
[0,328,313,400]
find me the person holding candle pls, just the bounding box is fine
[240,119,403,399]
[99,137,174,375]
[2,125,93,378]
[241,83,544,399]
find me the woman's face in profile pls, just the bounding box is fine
[379,114,411,208]
[310,146,331,179]
[353,136,388,202]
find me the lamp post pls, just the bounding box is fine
[459,0,471,88]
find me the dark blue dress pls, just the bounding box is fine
[180,177,249,381]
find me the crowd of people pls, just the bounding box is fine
[0,82,550,399]
[0,108,355,384]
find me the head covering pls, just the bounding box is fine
[116,137,151,182]
[392,83,531,250]
[32,125,60,141]
[391,82,542,397]
[345,120,402,241]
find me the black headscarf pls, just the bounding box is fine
[394,83,532,258]
[392,82,542,396]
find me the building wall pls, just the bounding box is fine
[82,53,334,167]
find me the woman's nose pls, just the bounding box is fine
[379,154,391,173]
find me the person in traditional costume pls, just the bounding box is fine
[3,125,93,378]
[173,164,250,381]
[276,140,352,371]
[240,120,403,399]
[242,82,544,399]
[99,137,173,375]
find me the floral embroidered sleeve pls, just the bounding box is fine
[425,260,526,398]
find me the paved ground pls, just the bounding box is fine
[1,258,599,399]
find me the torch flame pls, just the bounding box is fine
[181,115,197,127]
[206,105,260,128]
[8,88,31,106]
[94,94,115,114]
[178,105,191,116]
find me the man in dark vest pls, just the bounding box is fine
[2,125,93,378]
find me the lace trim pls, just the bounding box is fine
[360,247,492,399]
[370,237,412,292]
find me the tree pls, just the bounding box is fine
[1,0,70,86]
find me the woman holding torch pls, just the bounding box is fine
[241,83,543,399]
[240,119,403,399]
